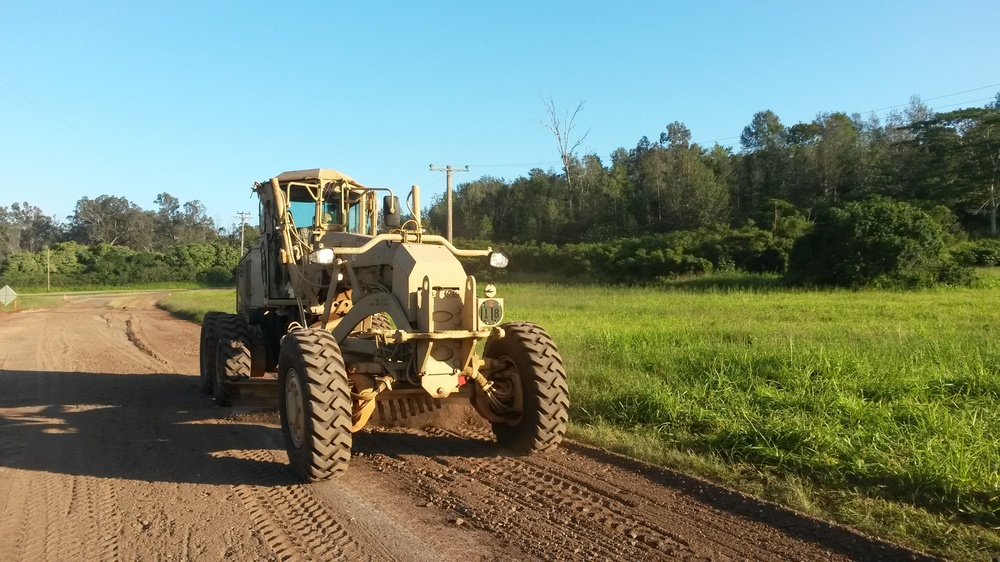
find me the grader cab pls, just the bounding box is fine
[199,168,569,481]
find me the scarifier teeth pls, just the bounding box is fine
[375,395,442,422]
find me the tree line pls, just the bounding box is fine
[0,194,258,287]
[3,93,998,289]
[426,94,1000,244]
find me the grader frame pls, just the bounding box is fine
[199,168,569,481]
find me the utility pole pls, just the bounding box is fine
[235,212,252,256]
[45,247,51,293]
[429,164,469,243]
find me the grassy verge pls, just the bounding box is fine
[6,281,209,293]
[0,283,221,315]
[0,293,76,314]
[156,288,235,322]
[158,275,1000,560]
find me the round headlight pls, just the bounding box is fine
[309,248,335,264]
[488,251,509,269]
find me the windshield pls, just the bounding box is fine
[283,183,369,232]
[288,200,315,228]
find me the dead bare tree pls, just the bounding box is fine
[541,98,591,219]
[541,97,590,191]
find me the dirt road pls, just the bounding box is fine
[0,294,931,561]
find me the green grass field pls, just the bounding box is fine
[159,276,1000,560]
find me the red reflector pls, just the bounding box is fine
[458,375,467,386]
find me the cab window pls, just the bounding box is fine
[347,203,361,232]
[288,200,315,228]
[287,185,318,227]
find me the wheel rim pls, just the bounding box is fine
[490,356,524,424]
[285,368,305,448]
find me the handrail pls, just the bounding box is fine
[330,233,491,258]
[422,235,492,257]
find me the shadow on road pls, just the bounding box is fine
[0,368,500,487]
[0,369,298,486]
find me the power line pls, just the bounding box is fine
[694,82,1000,148]
[389,168,430,190]
[467,161,562,167]
[924,83,1000,101]
[867,82,1000,113]
[932,97,996,111]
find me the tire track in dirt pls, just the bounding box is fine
[0,472,122,561]
[230,448,398,562]
[69,476,123,561]
[350,424,931,562]
[391,426,691,560]
[355,429,607,559]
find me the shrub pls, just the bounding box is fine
[477,227,787,284]
[702,225,791,274]
[198,265,236,285]
[786,198,971,289]
[952,238,1000,267]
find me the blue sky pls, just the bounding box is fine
[1,1,998,230]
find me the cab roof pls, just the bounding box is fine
[272,168,366,188]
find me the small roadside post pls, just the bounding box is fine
[0,285,17,310]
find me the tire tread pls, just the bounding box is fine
[279,329,352,481]
[486,322,569,453]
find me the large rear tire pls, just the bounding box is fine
[484,322,569,453]
[215,314,251,407]
[278,329,352,481]
[199,312,224,395]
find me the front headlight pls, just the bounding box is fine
[309,248,335,264]
[489,251,509,269]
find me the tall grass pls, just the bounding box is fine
[159,276,1000,559]
[498,279,999,560]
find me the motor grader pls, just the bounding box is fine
[199,168,569,481]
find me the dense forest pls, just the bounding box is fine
[2,94,999,288]
[425,94,1000,287]
[427,95,1000,242]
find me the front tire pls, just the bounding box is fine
[484,322,569,453]
[278,329,352,481]
[199,312,224,395]
[215,314,251,407]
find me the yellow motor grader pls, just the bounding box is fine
[199,168,569,481]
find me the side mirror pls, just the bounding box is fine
[489,251,509,269]
[383,196,401,228]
